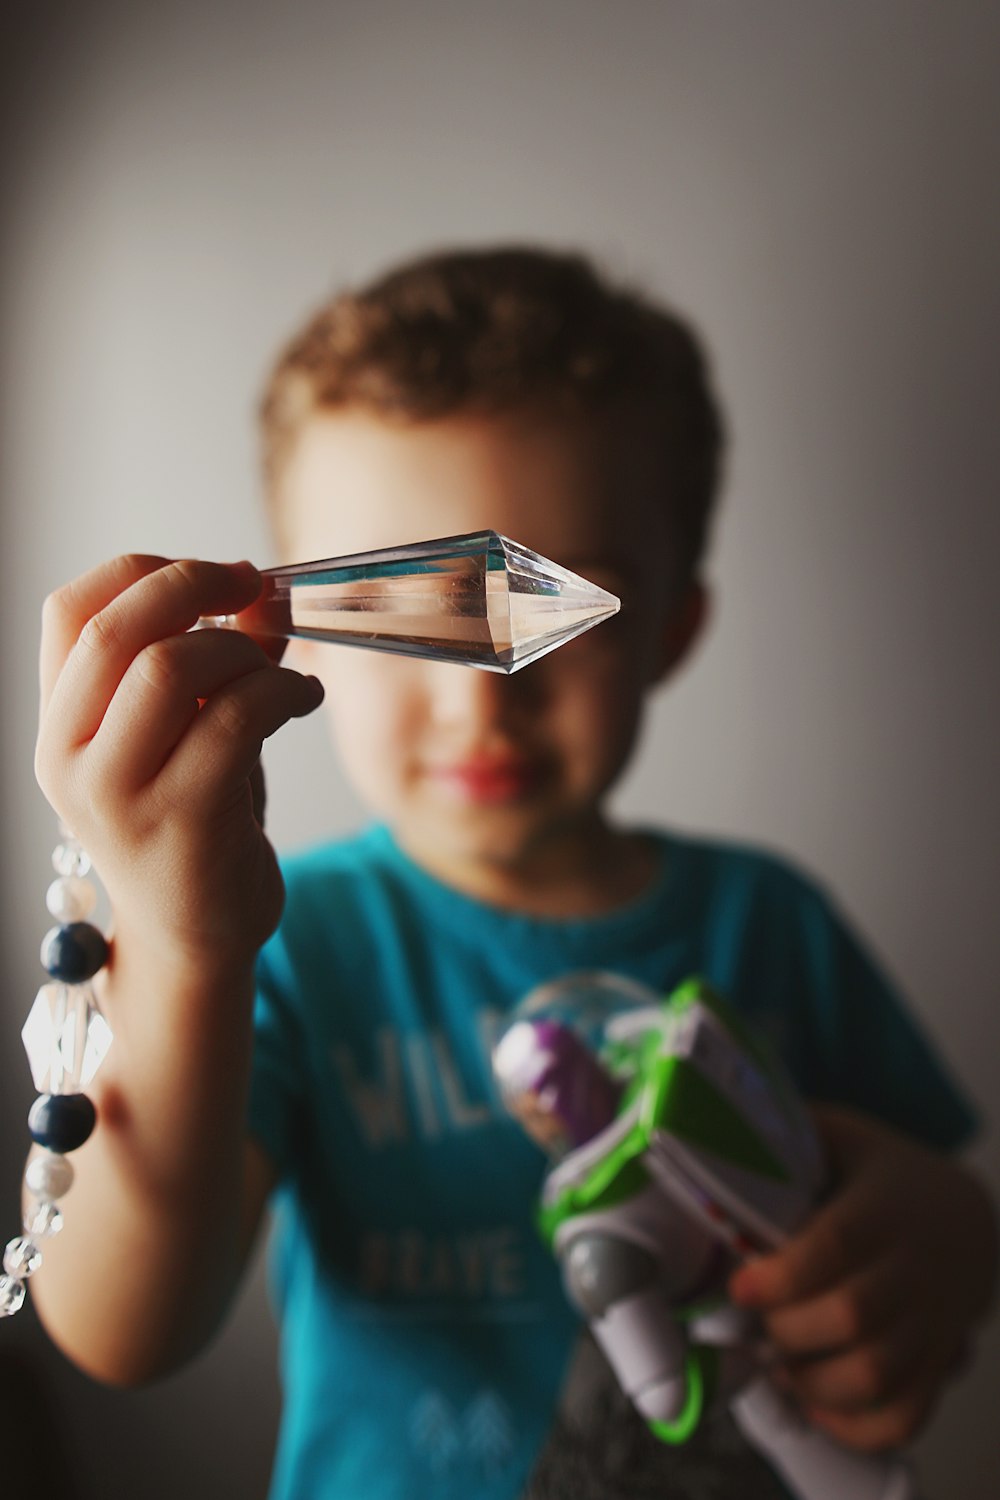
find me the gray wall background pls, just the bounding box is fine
[2,2,998,1495]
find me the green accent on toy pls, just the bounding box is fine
[603,1025,663,1089]
[537,1128,650,1245]
[538,974,797,1246]
[670,977,800,1121]
[641,1052,789,1182]
[648,1345,717,1444]
[539,1007,789,1244]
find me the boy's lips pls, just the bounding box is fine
[427,753,546,803]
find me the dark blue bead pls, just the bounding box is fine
[41,922,108,982]
[28,1093,97,1153]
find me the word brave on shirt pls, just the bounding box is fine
[358,1226,529,1303]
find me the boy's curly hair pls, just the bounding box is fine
[260,245,724,582]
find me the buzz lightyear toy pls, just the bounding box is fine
[492,973,917,1500]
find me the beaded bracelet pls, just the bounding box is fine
[0,828,112,1317]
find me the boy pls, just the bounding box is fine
[30,247,996,1499]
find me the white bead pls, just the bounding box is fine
[0,1275,26,1316]
[46,875,97,923]
[3,1237,42,1278]
[23,1201,63,1239]
[24,1152,74,1201]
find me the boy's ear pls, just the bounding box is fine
[649,581,710,686]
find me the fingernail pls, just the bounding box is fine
[304,675,324,701]
[230,559,260,580]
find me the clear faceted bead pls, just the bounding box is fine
[52,842,92,878]
[22,982,113,1094]
[24,1201,63,1239]
[0,1275,26,1316]
[46,875,97,923]
[4,1237,42,1278]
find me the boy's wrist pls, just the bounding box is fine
[88,919,260,1192]
[105,910,261,984]
[97,916,260,1040]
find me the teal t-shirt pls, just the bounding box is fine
[249,824,975,1500]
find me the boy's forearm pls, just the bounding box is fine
[26,929,261,1385]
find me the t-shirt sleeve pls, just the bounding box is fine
[247,932,307,1179]
[795,884,979,1152]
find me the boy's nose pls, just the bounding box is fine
[428,660,532,736]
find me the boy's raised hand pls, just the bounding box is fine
[728,1105,998,1453]
[35,554,325,966]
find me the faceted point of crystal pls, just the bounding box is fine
[0,1275,26,1316]
[4,1237,42,1279]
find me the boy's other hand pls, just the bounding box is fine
[728,1105,998,1452]
[35,555,325,966]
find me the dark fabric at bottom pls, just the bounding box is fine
[525,1334,791,1500]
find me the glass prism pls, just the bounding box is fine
[22,983,113,1095]
[207,531,620,673]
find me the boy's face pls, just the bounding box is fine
[277,407,704,881]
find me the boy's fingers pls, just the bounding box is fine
[804,1360,942,1452]
[87,628,276,791]
[235,585,293,665]
[762,1253,907,1356]
[729,1183,881,1310]
[777,1318,924,1414]
[154,665,323,806]
[39,554,170,717]
[43,559,263,749]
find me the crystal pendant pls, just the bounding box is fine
[22,983,113,1095]
[204,532,620,673]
